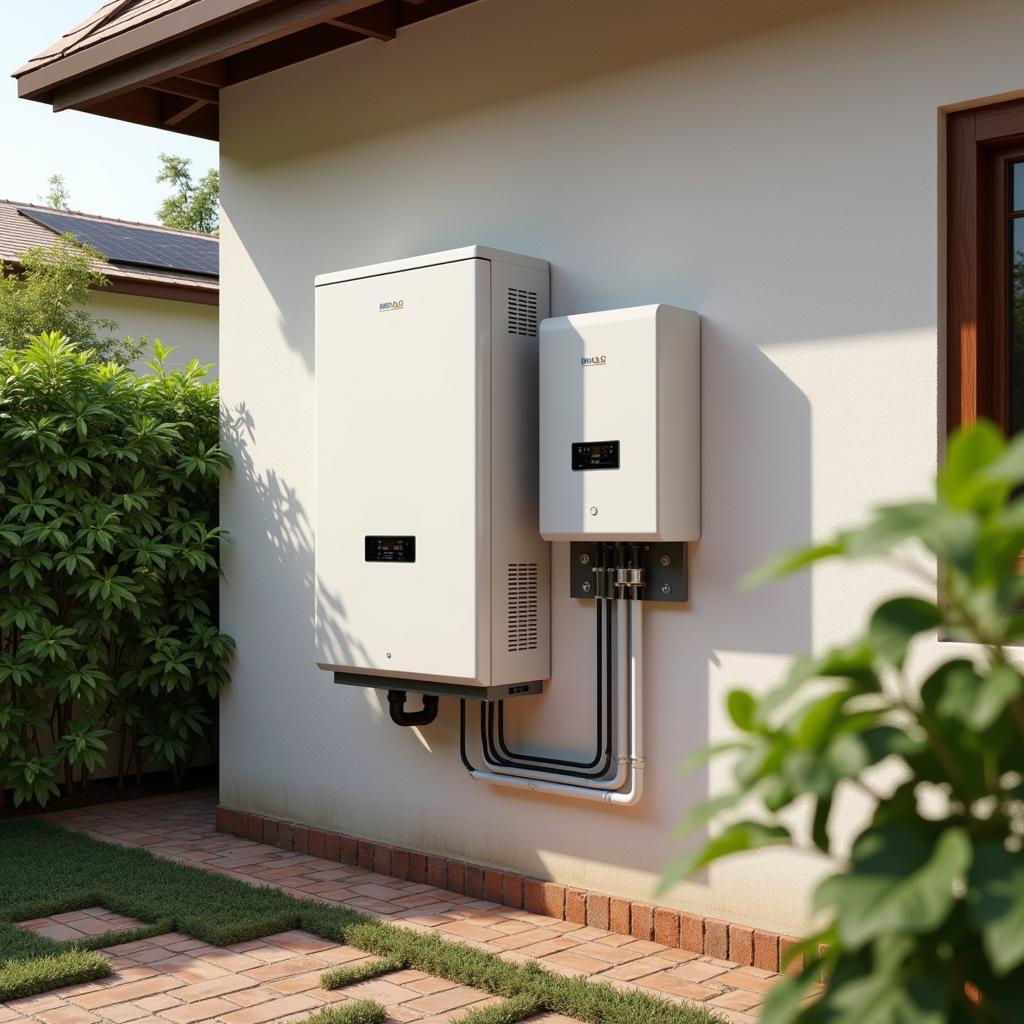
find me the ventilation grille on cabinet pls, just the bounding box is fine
[507,288,538,337]
[507,563,539,652]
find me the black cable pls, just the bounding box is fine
[490,597,611,769]
[461,543,631,784]
[459,699,476,772]
[481,599,617,779]
[483,598,610,774]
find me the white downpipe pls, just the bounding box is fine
[468,599,644,805]
[478,599,629,789]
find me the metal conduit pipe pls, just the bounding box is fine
[461,600,644,805]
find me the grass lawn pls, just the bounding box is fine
[0,819,722,1023]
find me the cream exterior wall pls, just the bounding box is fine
[90,291,218,374]
[216,0,1024,937]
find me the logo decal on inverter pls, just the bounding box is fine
[580,355,607,367]
[379,300,404,311]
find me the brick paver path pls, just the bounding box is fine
[0,791,783,1023]
[18,909,146,944]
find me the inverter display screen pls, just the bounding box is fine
[365,536,416,562]
[572,441,620,471]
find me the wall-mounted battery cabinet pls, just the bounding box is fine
[540,305,700,542]
[314,247,551,700]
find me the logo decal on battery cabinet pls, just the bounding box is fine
[378,300,404,311]
[580,355,607,366]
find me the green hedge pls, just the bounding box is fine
[0,333,233,807]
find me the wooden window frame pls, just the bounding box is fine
[947,97,1024,434]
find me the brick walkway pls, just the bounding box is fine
[0,791,784,1023]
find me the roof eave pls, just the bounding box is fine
[14,0,482,141]
[14,0,272,100]
[102,275,219,305]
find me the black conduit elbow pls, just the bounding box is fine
[387,690,439,727]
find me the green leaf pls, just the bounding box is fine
[938,419,1005,509]
[981,428,1024,488]
[922,659,1024,732]
[758,967,825,1024]
[843,502,939,558]
[741,540,844,589]
[674,791,747,837]
[811,793,833,852]
[791,689,853,750]
[868,597,943,668]
[969,840,1024,975]
[726,690,757,732]
[680,740,749,773]
[814,824,972,950]
[817,964,949,1024]
[660,820,790,890]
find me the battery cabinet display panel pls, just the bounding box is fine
[314,248,550,696]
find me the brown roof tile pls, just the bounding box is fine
[16,0,204,76]
[0,199,218,296]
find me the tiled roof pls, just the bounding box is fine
[15,0,204,77]
[0,199,218,296]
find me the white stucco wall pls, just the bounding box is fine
[90,290,218,374]
[216,0,1024,936]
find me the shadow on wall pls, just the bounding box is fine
[223,0,860,168]
[221,401,368,672]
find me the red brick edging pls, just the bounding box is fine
[216,805,803,975]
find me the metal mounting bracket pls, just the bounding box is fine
[569,542,688,603]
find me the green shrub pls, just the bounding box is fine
[0,333,233,807]
[665,421,1024,1023]
[0,238,141,365]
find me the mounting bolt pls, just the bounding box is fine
[659,554,671,567]
[579,553,591,565]
[660,583,672,595]
[386,652,392,659]
[589,506,599,516]
[581,581,593,594]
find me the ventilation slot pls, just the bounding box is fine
[507,288,538,337]
[507,563,539,652]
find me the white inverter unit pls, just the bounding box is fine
[539,305,701,543]
[314,247,551,700]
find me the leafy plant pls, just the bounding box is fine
[0,237,141,364]
[0,333,233,807]
[39,174,71,211]
[156,154,219,234]
[665,420,1024,1023]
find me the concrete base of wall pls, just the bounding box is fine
[216,804,804,975]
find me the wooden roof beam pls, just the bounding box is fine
[177,62,228,87]
[226,23,363,84]
[149,76,219,103]
[162,96,210,127]
[327,1,396,41]
[45,0,391,113]
[82,90,219,141]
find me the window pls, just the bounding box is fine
[947,97,1024,434]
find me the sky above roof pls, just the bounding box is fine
[2,3,217,224]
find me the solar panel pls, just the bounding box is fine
[17,207,218,277]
